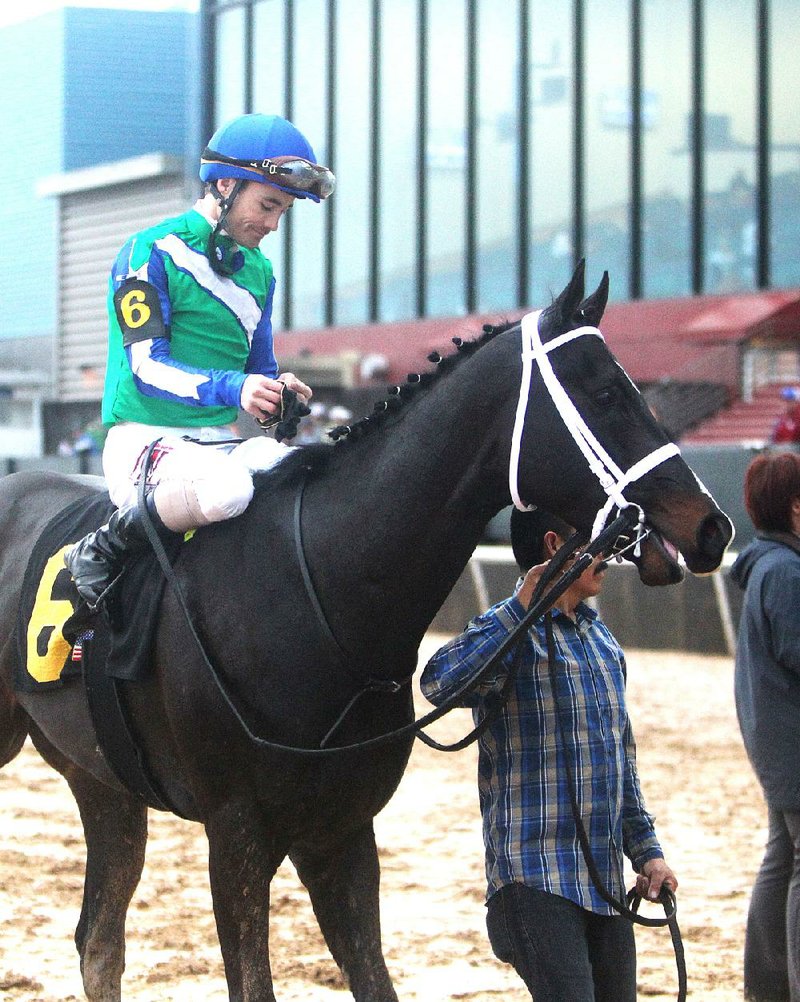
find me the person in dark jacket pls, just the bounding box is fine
[731,449,800,1002]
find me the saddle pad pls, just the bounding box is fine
[15,494,114,692]
[15,493,182,693]
[15,492,189,816]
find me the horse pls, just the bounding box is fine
[0,263,732,1002]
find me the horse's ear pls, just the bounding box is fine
[578,271,609,328]
[550,259,586,325]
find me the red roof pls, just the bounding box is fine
[274,289,800,392]
[600,289,800,389]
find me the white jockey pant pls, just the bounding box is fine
[102,423,291,532]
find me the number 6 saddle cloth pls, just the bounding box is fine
[14,493,180,694]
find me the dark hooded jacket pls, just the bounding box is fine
[730,532,800,809]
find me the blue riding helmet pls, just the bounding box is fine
[200,114,334,274]
[200,114,333,203]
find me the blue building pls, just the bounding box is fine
[0,5,195,454]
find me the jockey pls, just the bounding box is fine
[65,113,335,610]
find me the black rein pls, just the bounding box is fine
[135,443,686,1000]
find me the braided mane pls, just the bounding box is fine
[252,318,516,493]
[327,319,516,445]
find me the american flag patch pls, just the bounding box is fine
[71,629,94,662]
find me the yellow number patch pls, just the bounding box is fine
[114,279,165,346]
[120,288,152,329]
[26,545,77,684]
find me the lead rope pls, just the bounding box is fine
[136,477,687,996]
[544,615,687,1001]
[135,439,639,757]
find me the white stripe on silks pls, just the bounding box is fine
[155,234,262,339]
[130,340,210,400]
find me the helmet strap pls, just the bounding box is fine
[207,179,244,275]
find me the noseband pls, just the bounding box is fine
[509,310,680,551]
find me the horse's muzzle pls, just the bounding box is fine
[684,511,734,574]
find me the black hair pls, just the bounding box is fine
[510,507,573,571]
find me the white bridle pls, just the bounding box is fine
[509,309,681,546]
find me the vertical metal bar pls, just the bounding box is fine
[691,0,704,294]
[629,0,643,298]
[243,1,254,114]
[369,0,382,321]
[572,0,585,268]
[416,0,428,317]
[711,566,737,657]
[465,0,478,314]
[468,556,491,612]
[516,0,530,309]
[283,0,295,329]
[324,0,337,325]
[756,0,770,288]
[199,0,216,146]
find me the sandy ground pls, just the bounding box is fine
[0,637,765,1001]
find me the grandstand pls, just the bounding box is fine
[641,380,730,442]
[274,287,800,449]
[599,288,800,446]
[680,382,796,447]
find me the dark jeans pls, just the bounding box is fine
[486,882,636,1001]
[744,807,800,1002]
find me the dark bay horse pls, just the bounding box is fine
[0,264,732,1002]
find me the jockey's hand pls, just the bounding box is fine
[276,372,312,405]
[240,374,309,422]
[636,857,678,902]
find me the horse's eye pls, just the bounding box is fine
[595,388,617,407]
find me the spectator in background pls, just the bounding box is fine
[73,420,106,456]
[421,507,677,1001]
[295,401,329,445]
[771,388,800,448]
[328,404,353,430]
[731,450,800,1001]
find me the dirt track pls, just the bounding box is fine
[0,639,764,1001]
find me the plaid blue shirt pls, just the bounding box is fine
[420,587,663,914]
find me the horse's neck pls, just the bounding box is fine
[304,341,516,664]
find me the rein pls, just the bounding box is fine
[138,482,687,997]
[136,440,633,757]
[137,452,688,995]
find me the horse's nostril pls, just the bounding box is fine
[698,513,732,554]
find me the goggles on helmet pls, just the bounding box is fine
[201,147,336,199]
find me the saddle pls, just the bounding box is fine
[16,493,187,814]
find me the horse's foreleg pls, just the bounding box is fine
[291,822,399,1002]
[206,802,285,1002]
[30,727,147,1002]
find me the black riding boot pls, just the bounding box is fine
[64,493,175,609]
